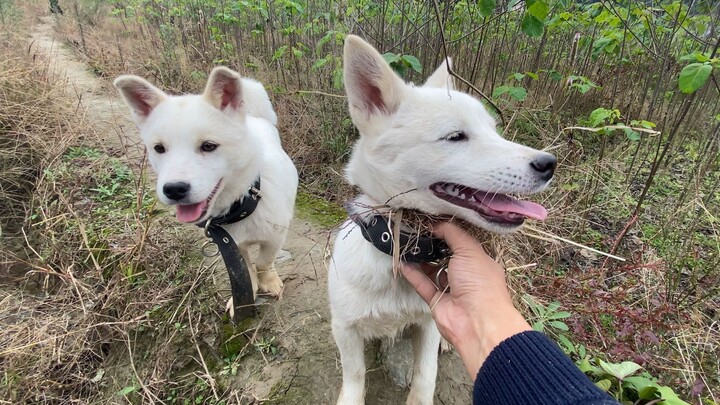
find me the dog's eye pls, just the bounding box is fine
[443,132,468,142]
[200,142,218,152]
[154,144,165,154]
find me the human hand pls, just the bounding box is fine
[401,222,531,379]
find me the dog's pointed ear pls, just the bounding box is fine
[114,75,167,124]
[203,66,245,115]
[424,58,454,90]
[343,35,405,119]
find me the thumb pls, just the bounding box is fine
[400,263,441,305]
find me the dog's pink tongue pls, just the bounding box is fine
[176,201,207,223]
[480,193,548,220]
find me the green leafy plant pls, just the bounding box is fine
[566,75,601,94]
[678,52,719,94]
[254,336,278,355]
[522,294,571,333]
[526,297,691,404]
[493,82,528,101]
[521,0,549,37]
[579,358,689,405]
[382,52,422,77]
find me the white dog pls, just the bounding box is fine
[329,36,556,404]
[114,67,298,300]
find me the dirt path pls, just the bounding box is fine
[30,16,471,404]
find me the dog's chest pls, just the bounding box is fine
[330,221,432,338]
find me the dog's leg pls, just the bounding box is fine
[406,319,441,405]
[333,321,366,405]
[255,238,284,297]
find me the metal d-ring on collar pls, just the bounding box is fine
[352,214,452,264]
[197,177,262,321]
[433,259,450,292]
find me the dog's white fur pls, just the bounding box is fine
[329,36,555,404]
[114,67,298,299]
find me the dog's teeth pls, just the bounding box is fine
[469,195,476,202]
[459,193,466,199]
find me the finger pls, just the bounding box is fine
[418,262,440,277]
[400,263,440,305]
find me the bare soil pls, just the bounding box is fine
[30,15,471,404]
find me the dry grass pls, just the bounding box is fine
[0,1,717,402]
[0,12,212,403]
[0,44,74,238]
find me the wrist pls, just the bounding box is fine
[457,308,531,380]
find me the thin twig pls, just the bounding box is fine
[431,0,506,127]
[522,225,626,262]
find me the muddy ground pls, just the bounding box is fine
[30,15,472,405]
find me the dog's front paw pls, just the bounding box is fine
[258,271,284,298]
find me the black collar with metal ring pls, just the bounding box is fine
[351,214,452,263]
[197,177,262,321]
[200,177,261,230]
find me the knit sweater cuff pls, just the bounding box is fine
[473,331,616,405]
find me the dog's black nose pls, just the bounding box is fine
[530,155,557,182]
[163,182,191,201]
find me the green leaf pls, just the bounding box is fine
[401,55,422,73]
[625,128,641,141]
[526,71,539,80]
[531,321,544,332]
[382,52,401,65]
[478,0,496,17]
[521,14,544,37]
[589,108,613,127]
[548,311,571,319]
[116,386,137,397]
[316,31,334,53]
[599,360,643,380]
[679,51,709,63]
[507,86,527,101]
[492,85,510,98]
[630,119,656,129]
[527,0,549,20]
[578,357,595,373]
[292,47,304,58]
[272,45,288,62]
[510,72,525,81]
[678,63,712,93]
[624,376,660,400]
[657,386,691,405]
[557,334,574,353]
[595,379,612,392]
[548,320,569,331]
[311,57,330,71]
[547,69,562,81]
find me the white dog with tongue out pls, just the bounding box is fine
[329,35,555,404]
[114,67,298,298]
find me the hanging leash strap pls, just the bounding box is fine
[199,178,261,321]
[352,214,451,263]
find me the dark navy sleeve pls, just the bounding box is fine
[473,331,619,405]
